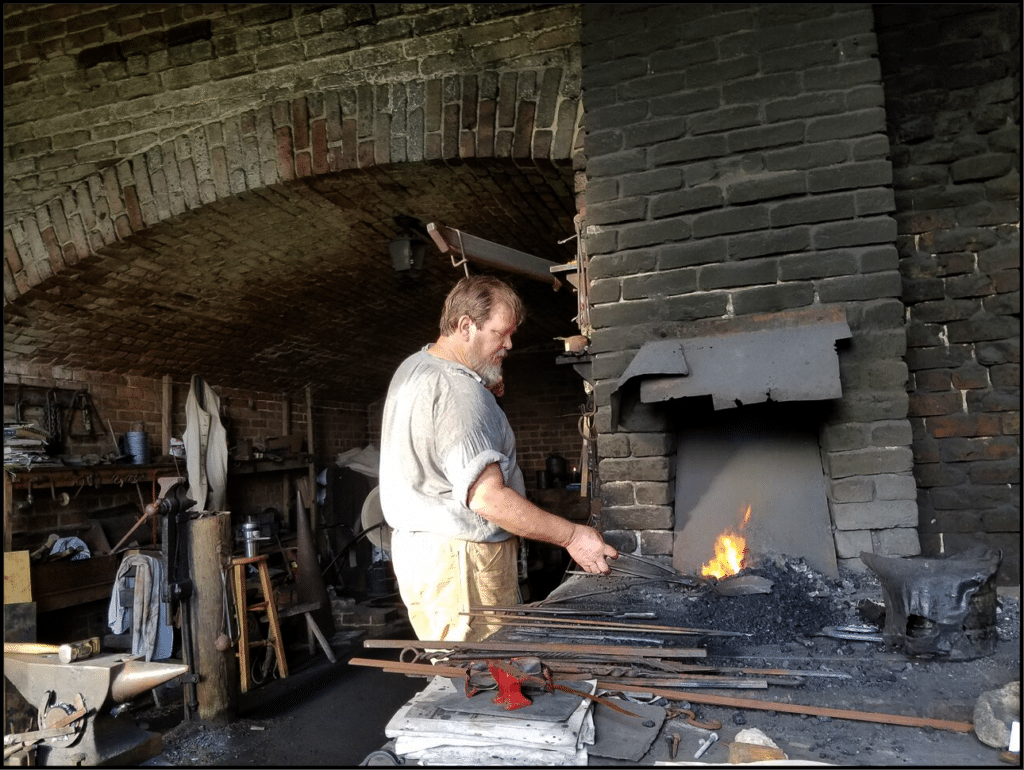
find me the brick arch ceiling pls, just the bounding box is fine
[4,86,583,402]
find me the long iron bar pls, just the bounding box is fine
[511,628,669,645]
[349,658,771,690]
[460,610,752,637]
[456,655,847,679]
[470,604,656,619]
[602,683,974,734]
[363,638,707,658]
[566,568,702,587]
[614,551,683,574]
[536,576,681,606]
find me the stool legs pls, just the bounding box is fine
[230,555,288,693]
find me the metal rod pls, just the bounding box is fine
[601,683,974,733]
[459,611,751,637]
[469,604,655,619]
[512,628,668,645]
[363,638,707,658]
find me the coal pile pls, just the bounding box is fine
[682,559,851,648]
[547,555,859,650]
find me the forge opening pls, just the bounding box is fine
[670,400,839,579]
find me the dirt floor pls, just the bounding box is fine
[133,560,1020,767]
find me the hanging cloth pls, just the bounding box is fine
[184,374,228,511]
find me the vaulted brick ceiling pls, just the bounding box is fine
[3,159,581,402]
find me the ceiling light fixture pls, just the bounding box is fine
[389,215,428,276]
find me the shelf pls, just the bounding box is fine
[229,458,312,476]
[5,462,181,490]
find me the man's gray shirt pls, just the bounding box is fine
[379,347,524,542]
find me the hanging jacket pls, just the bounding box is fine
[184,374,228,511]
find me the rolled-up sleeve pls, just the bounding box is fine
[438,378,517,507]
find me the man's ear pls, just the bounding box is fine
[457,315,475,338]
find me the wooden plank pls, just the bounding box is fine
[4,470,13,552]
[305,387,317,536]
[4,551,31,603]
[161,375,172,457]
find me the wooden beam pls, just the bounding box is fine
[161,375,172,457]
[305,387,317,535]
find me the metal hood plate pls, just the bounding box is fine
[615,307,851,411]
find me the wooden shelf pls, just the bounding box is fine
[229,458,311,476]
[5,462,181,490]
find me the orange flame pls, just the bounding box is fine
[701,503,752,579]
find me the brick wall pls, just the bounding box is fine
[581,3,921,572]
[4,3,582,226]
[876,4,1021,584]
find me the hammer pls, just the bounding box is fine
[4,637,101,664]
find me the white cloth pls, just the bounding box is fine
[49,536,90,561]
[184,374,228,512]
[107,553,173,661]
[378,347,524,542]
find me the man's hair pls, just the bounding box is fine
[439,275,525,335]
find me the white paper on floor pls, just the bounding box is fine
[386,675,597,766]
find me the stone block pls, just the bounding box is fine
[628,433,676,457]
[834,529,873,559]
[635,482,673,506]
[639,529,675,555]
[873,526,921,557]
[596,433,630,459]
[623,268,698,300]
[731,226,811,261]
[602,505,673,531]
[731,282,814,314]
[603,530,638,553]
[599,456,672,482]
[831,499,917,529]
[699,258,777,290]
[950,153,1016,183]
[873,473,918,501]
[827,446,915,478]
[831,476,873,503]
[587,196,646,226]
[692,204,769,237]
[600,480,635,506]
[618,219,692,249]
[770,192,855,226]
[649,135,728,166]
[650,186,722,219]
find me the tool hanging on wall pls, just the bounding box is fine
[156,480,201,721]
[63,389,97,440]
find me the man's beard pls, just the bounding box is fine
[477,360,503,389]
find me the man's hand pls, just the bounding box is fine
[564,524,618,574]
[468,465,616,572]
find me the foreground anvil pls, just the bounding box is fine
[4,651,187,766]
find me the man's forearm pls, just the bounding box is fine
[473,483,577,547]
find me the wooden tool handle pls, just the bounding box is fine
[4,637,100,663]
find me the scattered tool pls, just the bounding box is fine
[669,732,681,759]
[694,731,718,759]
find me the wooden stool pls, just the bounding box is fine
[277,602,337,663]
[230,554,288,692]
